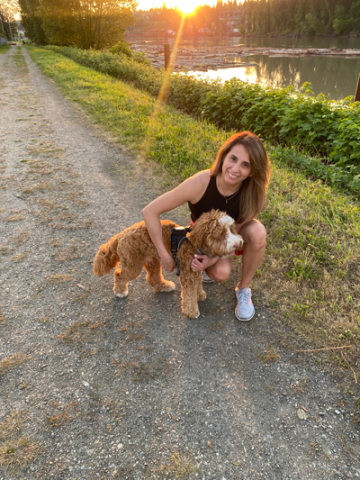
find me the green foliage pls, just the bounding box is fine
[18,0,136,48]
[50,46,360,195]
[0,0,18,40]
[109,41,150,65]
[18,0,47,44]
[268,145,360,198]
[0,45,10,54]
[132,51,151,65]
[132,0,360,37]
[109,40,133,57]
[333,1,360,34]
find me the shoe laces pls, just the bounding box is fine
[238,288,252,305]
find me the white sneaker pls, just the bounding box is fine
[235,287,255,322]
[202,271,214,283]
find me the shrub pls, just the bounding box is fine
[109,40,133,57]
[109,41,150,65]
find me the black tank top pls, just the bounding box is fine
[188,174,241,223]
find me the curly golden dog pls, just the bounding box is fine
[93,209,243,318]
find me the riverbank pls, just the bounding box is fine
[130,42,360,72]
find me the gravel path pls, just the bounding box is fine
[1,45,360,480]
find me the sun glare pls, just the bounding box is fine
[178,3,196,14]
[137,0,219,11]
[161,0,197,13]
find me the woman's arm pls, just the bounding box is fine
[142,171,210,271]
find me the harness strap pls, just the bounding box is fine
[170,227,208,276]
[170,227,192,276]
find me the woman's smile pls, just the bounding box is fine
[227,170,240,180]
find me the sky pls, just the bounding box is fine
[137,0,218,11]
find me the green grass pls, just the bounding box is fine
[0,45,10,55]
[26,46,360,386]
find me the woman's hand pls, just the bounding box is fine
[160,252,177,272]
[191,254,218,272]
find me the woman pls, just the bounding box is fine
[142,131,271,322]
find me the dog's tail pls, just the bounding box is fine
[93,234,120,276]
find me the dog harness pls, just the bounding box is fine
[170,226,206,276]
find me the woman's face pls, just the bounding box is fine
[221,144,252,187]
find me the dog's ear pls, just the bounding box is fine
[188,214,207,249]
[190,210,224,250]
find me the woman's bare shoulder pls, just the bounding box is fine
[185,170,212,203]
[186,169,211,188]
[142,170,212,216]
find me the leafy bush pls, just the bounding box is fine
[109,40,133,57]
[109,41,150,65]
[49,45,360,182]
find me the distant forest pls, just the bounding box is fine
[130,0,360,37]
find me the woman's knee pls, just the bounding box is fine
[241,221,267,250]
[207,261,232,282]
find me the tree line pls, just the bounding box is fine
[131,0,360,37]
[0,0,18,40]
[241,0,360,36]
[19,0,137,48]
[18,0,360,48]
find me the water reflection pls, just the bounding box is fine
[192,55,360,101]
[131,35,360,100]
[135,35,360,50]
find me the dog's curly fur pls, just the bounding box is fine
[93,209,243,318]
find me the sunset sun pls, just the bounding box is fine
[177,2,197,14]
[137,0,217,12]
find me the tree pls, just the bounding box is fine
[19,0,137,48]
[0,0,18,40]
[18,0,47,44]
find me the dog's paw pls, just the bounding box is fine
[161,281,175,292]
[184,308,200,319]
[115,291,128,298]
[198,290,207,302]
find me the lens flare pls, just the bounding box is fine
[139,13,187,160]
[178,3,196,14]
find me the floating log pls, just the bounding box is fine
[130,44,360,73]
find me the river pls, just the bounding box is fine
[132,36,360,100]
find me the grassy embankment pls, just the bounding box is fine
[42,45,360,198]
[0,45,10,55]
[26,46,360,389]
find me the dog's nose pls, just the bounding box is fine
[233,238,243,249]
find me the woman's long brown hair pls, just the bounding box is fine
[210,131,271,224]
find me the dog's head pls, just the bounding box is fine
[189,210,244,257]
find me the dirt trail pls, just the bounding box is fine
[0,45,359,479]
